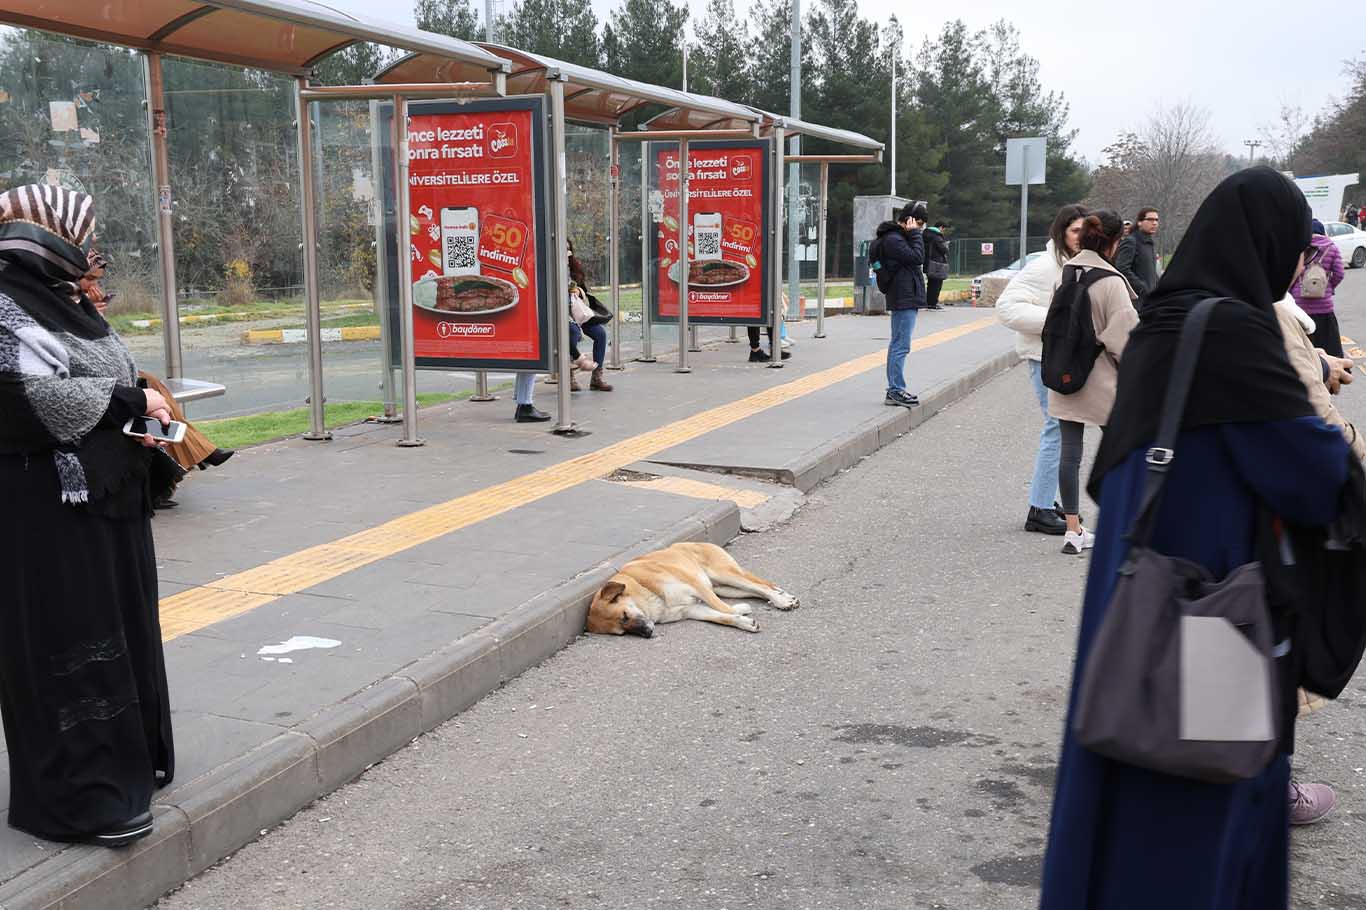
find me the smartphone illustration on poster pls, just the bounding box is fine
[441,206,480,276]
[694,212,722,262]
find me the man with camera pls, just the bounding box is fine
[873,201,928,407]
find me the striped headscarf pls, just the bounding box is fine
[0,184,96,296]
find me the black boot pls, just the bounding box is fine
[1026,506,1067,535]
[515,404,551,423]
[198,448,234,470]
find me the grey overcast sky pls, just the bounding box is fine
[327,0,1363,167]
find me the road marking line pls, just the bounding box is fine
[159,316,999,641]
[627,475,771,509]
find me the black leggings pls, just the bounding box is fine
[1059,420,1085,517]
[747,326,774,348]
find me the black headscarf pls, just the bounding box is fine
[1089,167,1316,497]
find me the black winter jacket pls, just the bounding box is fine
[874,221,926,310]
[1114,230,1158,297]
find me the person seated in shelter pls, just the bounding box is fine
[568,239,612,391]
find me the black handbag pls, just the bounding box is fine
[585,292,613,327]
[1072,297,1282,783]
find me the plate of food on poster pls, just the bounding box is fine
[413,273,520,317]
[667,258,751,289]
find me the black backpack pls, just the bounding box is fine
[869,235,897,294]
[1040,264,1115,394]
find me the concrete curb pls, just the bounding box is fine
[785,349,1019,492]
[650,350,1021,492]
[0,502,741,910]
[242,326,381,345]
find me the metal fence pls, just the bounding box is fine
[947,236,1051,277]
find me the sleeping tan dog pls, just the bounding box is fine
[586,542,799,637]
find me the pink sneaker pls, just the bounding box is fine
[1289,781,1336,825]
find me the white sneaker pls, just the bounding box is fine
[780,336,793,349]
[1061,528,1094,555]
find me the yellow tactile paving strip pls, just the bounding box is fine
[159,316,998,641]
[628,475,771,509]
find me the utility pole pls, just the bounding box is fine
[890,50,896,196]
[484,0,495,43]
[1243,139,1262,166]
[786,0,801,323]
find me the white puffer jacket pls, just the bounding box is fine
[995,240,1065,361]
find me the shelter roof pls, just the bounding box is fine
[0,0,509,77]
[377,44,760,129]
[647,106,882,151]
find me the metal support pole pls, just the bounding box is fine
[294,77,331,440]
[768,127,785,368]
[689,325,701,352]
[144,53,183,381]
[676,138,691,373]
[471,370,496,401]
[1018,146,1029,272]
[607,126,623,370]
[727,326,739,343]
[394,93,424,446]
[815,160,829,338]
[369,99,401,422]
[638,143,656,363]
[549,81,576,433]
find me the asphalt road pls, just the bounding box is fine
[125,315,749,420]
[155,270,1366,909]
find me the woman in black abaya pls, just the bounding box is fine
[0,185,175,846]
[1040,168,1350,908]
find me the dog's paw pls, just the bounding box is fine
[730,602,754,616]
[771,590,800,611]
[736,615,760,633]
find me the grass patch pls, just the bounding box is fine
[107,298,374,336]
[197,388,507,450]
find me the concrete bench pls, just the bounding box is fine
[163,377,226,403]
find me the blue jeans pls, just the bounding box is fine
[569,322,608,366]
[1028,359,1061,510]
[515,372,536,405]
[885,308,919,394]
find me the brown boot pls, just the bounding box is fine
[570,370,582,391]
[590,368,613,391]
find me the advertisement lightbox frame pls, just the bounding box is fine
[380,94,554,373]
[647,138,775,328]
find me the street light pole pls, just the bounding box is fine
[786,0,801,324]
[889,51,896,196]
[1243,139,1262,166]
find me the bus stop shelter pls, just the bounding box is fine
[377,47,881,438]
[0,1,883,446]
[0,0,510,411]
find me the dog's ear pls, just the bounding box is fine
[599,581,626,602]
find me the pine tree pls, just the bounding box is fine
[688,0,752,102]
[604,0,688,89]
[415,0,482,41]
[499,0,601,67]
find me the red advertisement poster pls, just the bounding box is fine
[402,98,550,372]
[651,140,772,325]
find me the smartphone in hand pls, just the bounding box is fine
[122,417,187,444]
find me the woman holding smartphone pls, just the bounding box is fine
[0,186,175,847]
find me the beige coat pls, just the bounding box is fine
[1273,297,1366,462]
[1046,250,1140,426]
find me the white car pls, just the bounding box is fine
[971,252,1046,302]
[1324,222,1366,269]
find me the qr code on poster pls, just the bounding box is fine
[445,234,477,271]
[697,231,721,258]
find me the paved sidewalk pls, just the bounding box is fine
[0,309,1016,909]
